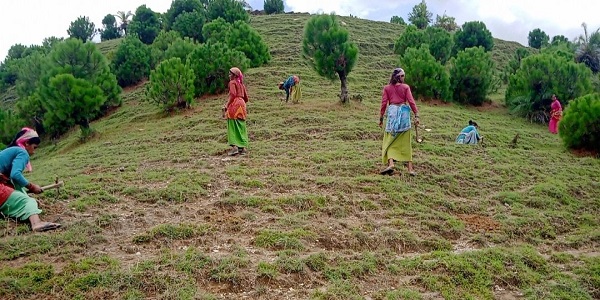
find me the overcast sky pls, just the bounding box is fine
[1,0,598,61]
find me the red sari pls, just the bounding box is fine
[549,99,562,134]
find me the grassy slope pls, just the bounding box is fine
[1,14,599,300]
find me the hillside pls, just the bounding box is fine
[1,14,599,300]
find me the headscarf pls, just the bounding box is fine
[230,67,244,84]
[9,127,39,172]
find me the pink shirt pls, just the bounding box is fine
[380,83,419,117]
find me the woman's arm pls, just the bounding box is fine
[9,150,30,187]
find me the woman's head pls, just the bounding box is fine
[8,127,40,155]
[389,67,405,85]
[552,94,557,101]
[468,120,479,128]
[229,67,242,79]
[278,82,284,90]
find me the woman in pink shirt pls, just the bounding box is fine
[549,94,562,134]
[378,68,420,176]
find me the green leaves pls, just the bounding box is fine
[128,5,161,44]
[264,0,284,14]
[303,14,358,80]
[506,53,593,121]
[453,21,494,54]
[401,45,450,101]
[112,36,151,87]
[559,93,600,151]
[146,57,195,111]
[67,16,96,42]
[450,46,495,105]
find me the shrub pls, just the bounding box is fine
[506,53,593,122]
[401,44,450,101]
[264,0,284,14]
[187,42,249,96]
[206,0,249,23]
[449,46,495,105]
[172,10,206,42]
[393,25,426,57]
[146,57,195,111]
[164,37,198,62]
[559,93,600,152]
[203,18,271,67]
[111,36,151,87]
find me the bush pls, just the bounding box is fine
[203,18,271,67]
[112,36,151,87]
[449,46,495,105]
[146,57,195,111]
[206,0,249,23]
[187,42,249,96]
[393,25,426,57]
[401,44,450,101]
[172,10,206,42]
[453,21,494,54]
[559,93,600,152]
[264,0,284,14]
[506,53,593,122]
[164,37,198,62]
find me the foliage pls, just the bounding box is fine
[559,93,600,151]
[187,42,249,96]
[453,21,494,54]
[206,0,249,24]
[15,52,46,98]
[38,38,121,135]
[111,36,151,87]
[393,25,426,57]
[6,44,28,60]
[128,5,161,44]
[551,35,572,47]
[528,28,549,49]
[501,47,532,84]
[425,26,453,64]
[203,18,271,67]
[0,108,26,145]
[40,74,106,135]
[390,16,406,25]
[449,46,495,105]
[401,44,451,101]
[150,31,182,68]
[165,0,205,30]
[303,13,358,103]
[264,0,284,14]
[394,25,452,64]
[408,0,432,29]
[146,57,195,111]
[575,22,600,73]
[434,13,458,32]
[506,53,593,122]
[164,37,198,62]
[100,14,122,41]
[172,10,206,42]
[67,16,96,42]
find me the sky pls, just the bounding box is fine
[1,0,599,61]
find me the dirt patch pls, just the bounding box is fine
[475,101,504,112]
[570,148,599,158]
[420,99,452,107]
[458,214,501,232]
[122,80,148,93]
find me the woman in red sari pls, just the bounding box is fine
[223,67,249,156]
[549,94,562,134]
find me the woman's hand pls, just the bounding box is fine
[414,116,420,126]
[26,182,43,194]
[378,117,383,128]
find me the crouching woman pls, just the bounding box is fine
[0,128,61,232]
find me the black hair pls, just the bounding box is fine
[468,120,479,127]
[7,129,40,147]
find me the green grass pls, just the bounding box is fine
[0,13,598,300]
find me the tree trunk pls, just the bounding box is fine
[338,71,349,103]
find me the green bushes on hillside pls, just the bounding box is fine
[449,46,495,106]
[146,57,195,111]
[264,0,284,14]
[401,44,450,101]
[203,18,271,68]
[112,36,151,87]
[188,42,249,96]
[506,53,593,122]
[559,93,600,152]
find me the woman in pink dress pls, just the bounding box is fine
[549,94,562,134]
